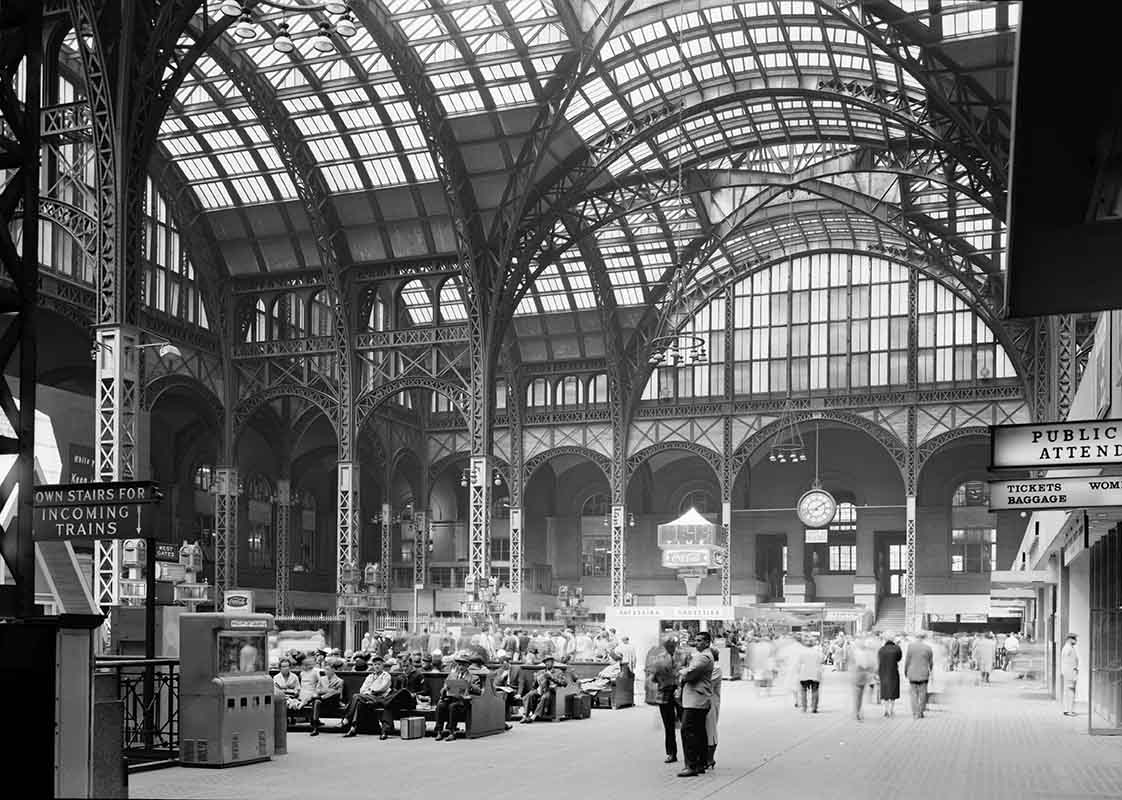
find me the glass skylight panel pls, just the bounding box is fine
[323,163,364,192]
[439,281,468,321]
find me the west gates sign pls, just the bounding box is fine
[33,481,162,541]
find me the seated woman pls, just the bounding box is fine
[273,658,301,710]
[579,654,622,696]
[295,653,322,710]
[309,657,345,736]
[433,652,482,741]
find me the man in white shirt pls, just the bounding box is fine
[615,636,637,670]
[342,655,393,737]
[1061,633,1080,716]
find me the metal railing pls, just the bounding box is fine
[95,657,180,767]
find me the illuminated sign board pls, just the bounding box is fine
[989,476,1122,510]
[805,529,828,543]
[661,547,714,569]
[990,420,1122,469]
[33,481,162,541]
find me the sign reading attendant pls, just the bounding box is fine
[990,420,1122,469]
[33,480,162,541]
[989,476,1122,510]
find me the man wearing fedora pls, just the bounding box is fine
[521,654,567,723]
[342,655,393,738]
[434,652,482,741]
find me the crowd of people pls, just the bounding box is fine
[272,622,636,740]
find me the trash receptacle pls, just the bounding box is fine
[273,692,288,755]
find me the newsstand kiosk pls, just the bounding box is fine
[179,612,275,767]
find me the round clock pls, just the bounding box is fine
[797,488,837,528]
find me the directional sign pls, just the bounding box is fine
[33,481,163,541]
[155,543,180,562]
[989,476,1122,510]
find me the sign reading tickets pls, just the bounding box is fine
[33,481,162,541]
[990,476,1122,510]
[991,420,1122,469]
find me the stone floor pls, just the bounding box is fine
[132,669,1122,800]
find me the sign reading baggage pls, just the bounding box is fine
[991,420,1122,469]
[989,476,1122,510]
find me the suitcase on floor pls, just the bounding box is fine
[400,716,426,740]
[566,693,591,720]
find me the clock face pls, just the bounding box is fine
[797,489,837,528]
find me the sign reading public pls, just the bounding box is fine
[991,420,1122,469]
[989,476,1122,510]
[33,480,163,541]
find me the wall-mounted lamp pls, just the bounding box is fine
[91,337,182,361]
[628,512,636,528]
[493,469,503,486]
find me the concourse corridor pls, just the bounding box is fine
[134,670,1122,800]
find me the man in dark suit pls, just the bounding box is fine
[903,632,934,719]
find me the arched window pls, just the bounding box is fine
[438,277,468,323]
[398,280,433,327]
[587,374,608,404]
[526,378,550,408]
[431,390,453,414]
[310,290,335,337]
[557,376,581,406]
[269,297,285,340]
[246,474,274,570]
[367,292,388,331]
[192,464,214,492]
[580,493,610,577]
[678,489,715,515]
[495,381,507,410]
[952,481,989,507]
[248,299,267,343]
[296,489,317,570]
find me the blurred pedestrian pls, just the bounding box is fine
[797,636,824,713]
[647,635,685,764]
[904,631,934,719]
[852,637,877,721]
[878,633,903,717]
[973,632,996,685]
[1061,633,1080,716]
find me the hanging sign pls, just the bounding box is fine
[804,529,828,544]
[33,481,163,541]
[990,420,1122,469]
[989,476,1122,510]
[661,547,715,568]
[155,542,180,562]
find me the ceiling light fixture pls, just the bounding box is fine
[225,1,354,57]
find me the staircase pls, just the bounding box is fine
[875,595,906,632]
[36,540,98,614]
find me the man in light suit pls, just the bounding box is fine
[904,631,934,719]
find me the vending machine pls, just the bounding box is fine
[179,612,275,767]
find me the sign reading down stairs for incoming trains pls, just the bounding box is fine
[990,419,1122,469]
[989,476,1122,511]
[32,480,162,541]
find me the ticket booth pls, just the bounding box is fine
[179,613,275,767]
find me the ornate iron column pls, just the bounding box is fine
[213,467,239,608]
[93,326,140,628]
[610,503,626,607]
[509,506,523,604]
[468,454,492,583]
[721,501,732,607]
[721,405,734,608]
[413,509,428,589]
[380,501,392,609]
[336,461,360,589]
[274,478,292,617]
[903,268,919,632]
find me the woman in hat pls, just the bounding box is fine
[877,633,903,717]
[273,658,301,710]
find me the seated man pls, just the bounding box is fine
[434,652,482,741]
[309,657,346,736]
[521,655,568,723]
[341,655,393,738]
[579,654,622,696]
[376,654,424,737]
[273,658,301,710]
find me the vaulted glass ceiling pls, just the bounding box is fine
[134,0,1017,358]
